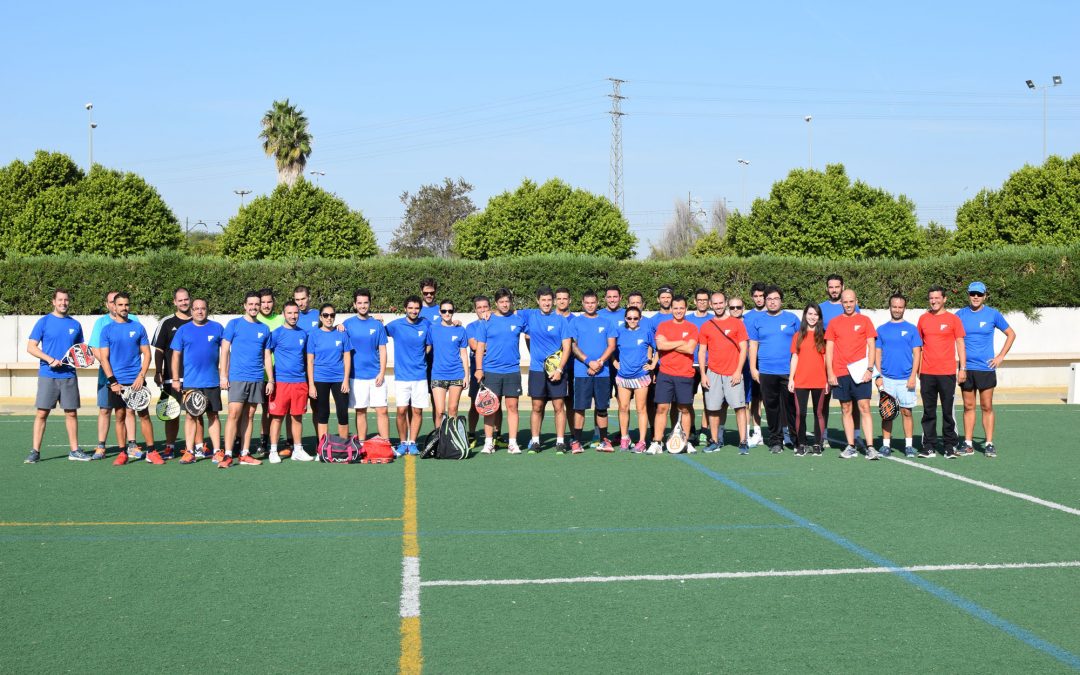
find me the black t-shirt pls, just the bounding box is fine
[154,314,192,383]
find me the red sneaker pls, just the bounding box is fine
[112,451,128,466]
[218,455,233,469]
[278,448,292,459]
[570,441,584,455]
[146,450,166,465]
[179,451,196,465]
[238,455,262,466]
[212,451,225,464]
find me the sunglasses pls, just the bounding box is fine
[321,312,335,318]
[422,291,436,296]
[728,305,744,310]
[969,292,985,297]
[625,316,640,321]
[440,309,454,314]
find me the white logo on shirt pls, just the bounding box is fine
[599,327,605,334]
[618,321,625,327]
[681,332,689,338]
[511,325,519,332]
[68,328,75,335]
[940,324,948,331]
[546,325,554,331]
[724,329,731,335]
[636,339,644,346]
[129,331,136,338]
[369,328,376,335]
[299,338,305,346]
[854,324,864,332]
[417,331,425,337]
[207,335,215,342]
[452,335,460,342]
[979,321,987,328]
[780,324,788,331]
[901,331,908,337]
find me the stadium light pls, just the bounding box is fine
[1026,76,1063,160]
[737,159,750,207]
[85,103,95,171]
[804,115,813,169]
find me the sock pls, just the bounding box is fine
[572,429,582,443]
[97,440,106,448]
[240,449,249,456]
[165,443,174,450]
[718,426,725,441]
[598,428,608,441]
[905,437,913,447]
[195,443,204,451]
[225,450,234,457]
[294,444,304,452]
[531,436,540,445]
[882,436,891,447]
[753,425,761,435]
[270,444,278,452]
[964,439,973,447]
[556,436,564,445]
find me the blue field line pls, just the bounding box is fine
[674,454,1080,672]
[0,522,797,546]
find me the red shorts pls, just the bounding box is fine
[269,382,308,416]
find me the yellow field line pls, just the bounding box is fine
[399,454,422,675]
[0,517,402,528]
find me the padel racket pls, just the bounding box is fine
[59,343,96,368]
[544,350,563,377]
[121,385,152,412]
[666,420,687,454]
[182,389,207,417]
[156,391,181,421]
[473,382,500,416]
[878,388,899,422]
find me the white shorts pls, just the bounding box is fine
[395,379,429,409]
[881,376,918,409]
[349,378,388,409]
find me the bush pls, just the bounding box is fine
[2,246,1076,317]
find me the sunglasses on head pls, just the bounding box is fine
[321,312,335,318]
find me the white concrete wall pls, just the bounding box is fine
[2,308,1078,397]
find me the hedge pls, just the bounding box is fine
[3,246,1077,317]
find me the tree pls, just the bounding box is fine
[918,221,957,256]
[2,153,182,256]
[724,164,922,259]
[218,179,377,260]
[648,199,706,260]
[259,99,313,187]
[954,154,1080,251]
[390,178,476,258]
[453,178,636,260]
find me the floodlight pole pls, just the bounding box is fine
[85,103,96,171]
[234,189,252,208]
[1028,76,1063,161]
[804,115,813,169]
[737,158,750,208]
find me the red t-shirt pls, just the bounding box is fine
[698,317,748,376]
[917,311,966,375]
[824,313,877,377]
[656,319,698,378]
[790,333,827,389]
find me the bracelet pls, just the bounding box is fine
[107,376,118,386]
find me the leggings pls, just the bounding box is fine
[313,381,349,426]
[793,388,827,447]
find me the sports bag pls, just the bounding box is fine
[360,436,395,464]
[437,415,470,460]
[317,434,362,463]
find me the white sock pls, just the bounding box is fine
[294,444,304,451]
[531,436,540,445]
[905,437,913,447]
[881,437,891,447]
[964,439,973,446]
[225,450,233,457]
[753,425,761,435]
[195,443,204,451]
[270,444,278,452]
[556,437,564,444]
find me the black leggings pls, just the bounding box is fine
[793,388,827,447]
[313,381,349,426]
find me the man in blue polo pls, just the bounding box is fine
[98,292,159,466]
[344,288,390,443]
[25,288,89,463]
[873,293,922,458]
[386,295,432,456]
[475,288,525,454]
[170,298,225,464]
[265,300,313,463]
[220,292,272,468]
[88,290,143,460]
[465,295,492,446]
[521,286,571,453]
[748,286,798,455]
[956,281,1016,458]
[568,291,617,454]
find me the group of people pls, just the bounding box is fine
[25,274,1015,465]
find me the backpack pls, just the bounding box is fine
[360,436,395,464]
[422,415,470,460]
[317,434,362,463]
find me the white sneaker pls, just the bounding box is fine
[748,431,762,448]
[646,442,663,455]
[481,439,495,454]
[268,450,281,464]
[507,441,522,455]
[685,442,697,454]
[291,447,315,462]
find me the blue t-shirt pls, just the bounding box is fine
[100,320,149,383]
[520,308,569,373]
[386,317,432,381]
[308,329,352,382]
[29,314,84,379]
[956,306,1010,371]
[266,325,308,384]
[465,319,486,374]
[478,313,524,374]
[223,317,271,382]
[615,325,655,379]
[569,314,615,377]
[600,308,626,331]
[343,316,388,380]
[298,308,322,333]
[171,321,224,388]
[430,323,468,380]
[686,313,712,364]
[875,321,922,380]
[89,313,140,349]
[747,311,799,375]
[419,305,442,324]
[643,311,671,338]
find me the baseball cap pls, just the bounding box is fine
[967,281,987,294]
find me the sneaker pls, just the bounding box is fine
[251,444,267,460]
[395,443,409,457]
[127,445,145,460]
[291,447,315,462]
[212,451,225,464]
[91,446,106,460]
[685,442,697,454]
[839,445,859,459]
[238,454,262,466]
[985,443,996,458]
[646,442,663,455]
[481,439,495,455]
[748,431,762,448]
[769,445,783,455]
[794,445,806,457]
[633,441,647,454]
[194,448,213,460]
[179,451,196,464]
[146,450,166,465]
[619,437,631,451]
[570,441,584,455]
[219,455,233,469]
[812,444,823,456]
[113,451,129,466]
[528,440,542,454]
[279,448,293,459]
[161,447,176,460]
[507,441,522,455]
[24,450,40,464]
[697,432,708,447]
[597,439,614,453]
[703,442,721,453]
[738,443,749,456]
[944,447,958,459]
[408,442,421,456]
[916,447,937,458]
[555,442,567,455]
[904,446,917,458]
[783,430,795,449]
[469,432,480,449]
[865,447,880,461]
[879,446,892,457]
[268,450,281,464]
[960,444,975,457]
[822,438,832,450]
[68,448,92,462]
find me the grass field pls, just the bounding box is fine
[2,404,1079,673]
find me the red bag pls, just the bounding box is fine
[360,436,395,464]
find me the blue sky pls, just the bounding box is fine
[3,1,1077,253]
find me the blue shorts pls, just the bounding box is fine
[655,372,695,406]
[573,374,611,411]
[880,376,917,409]
[832,374,872,402]
[528,370,569,399]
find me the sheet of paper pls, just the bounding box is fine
[846,357,868,380]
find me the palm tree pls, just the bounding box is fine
[259,99,313,187]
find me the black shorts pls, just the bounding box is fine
[528,370,569,399]
[190,387,224,413]
[654,372,695,406]
[959,370,997,392]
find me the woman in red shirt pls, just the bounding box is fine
[788,304,828,456]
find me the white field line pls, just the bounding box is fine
[400,555,421,617]
[421,560,1080,588]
